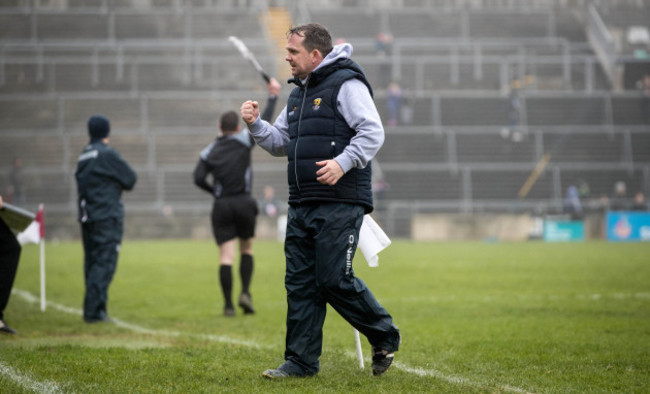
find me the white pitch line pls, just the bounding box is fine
[394,363,534,394]
[10,288,533,393]
[11,289,267,349]
[0,361,67,394]
[343,349,534,394]
[396,292,650,304]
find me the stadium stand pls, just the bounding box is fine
[0,0,648,239]
[586,0,650,90]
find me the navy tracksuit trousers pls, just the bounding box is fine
[81,217,122,321]
[283,203,400,374]
[0,218,21,322]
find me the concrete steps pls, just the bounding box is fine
[262,7,293,82]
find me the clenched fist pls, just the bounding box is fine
[241,100,259,125]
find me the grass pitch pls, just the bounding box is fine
[1,239,649,393]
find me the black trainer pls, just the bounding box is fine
[0,320,17,334]
[84,316,112,324]
[238,293,255,314]
[262,361,314,379]
[371,347,394,376]
[262,368,290,379]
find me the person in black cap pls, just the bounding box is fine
[75,115,137,323]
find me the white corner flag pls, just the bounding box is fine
[353,214,392,369]
[358,215,392,268]
[17,204,46,311]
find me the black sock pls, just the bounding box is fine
[240,254,254,295]
[219,265,233,308]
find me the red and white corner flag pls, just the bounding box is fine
[17,204,44,245]
[17,204,46,311]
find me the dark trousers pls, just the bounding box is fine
[283,203,400,374]
[0,218,21,321]
[81,217,122,321]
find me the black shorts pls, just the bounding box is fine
[211,195,258,245]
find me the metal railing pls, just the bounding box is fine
[585,3,621,90]
[0,38,607,94]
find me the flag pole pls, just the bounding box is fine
[6,202,45,310]
[354,329,364,369]
[40,237,46,311]
[37,203,46,312]
[354,215,392,370]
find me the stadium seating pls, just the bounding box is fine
[377,129,449,164]
[453,131,537,163]
[381,167,464,201]
[469,169,554,201]
[0,0,648,239]
[526,97,607,125]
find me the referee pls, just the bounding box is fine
[194,78,281,316]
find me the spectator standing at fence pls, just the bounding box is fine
[631,191,647,211]
[375,32,393,87]
[241,23,400,379]
[194,78,282,317]
[401,95,414,125]
[507,79,522,136]
[563,185,583,220]
[260,185,281,219]
[75,115,137,323]
[609,181,630,211]
[386,81,403,127]
[0,195,21,334]
[372,159,389,212]
[636,74,650,123]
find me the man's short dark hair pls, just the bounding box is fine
[288,23,333,57]
[220,111,239,132]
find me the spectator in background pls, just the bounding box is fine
[507,79,522,136]
[501,80,522,141]
[631,191,647,211]
[594,194,610,213]
[609,181,630,211]
[386,81,403,127]
[375,32,393,58]
[0,195,21,334]
[375,31,393,86]
[636,74,650,123]
[194,78,281,317]
[260,185,281,219]
[577,180,591,201]
[8,157,25,206]
[563,185,583,220]
[372,159,389,212]
[637,74,650,95]
[400,95,414,126]
[75,115,137,324]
